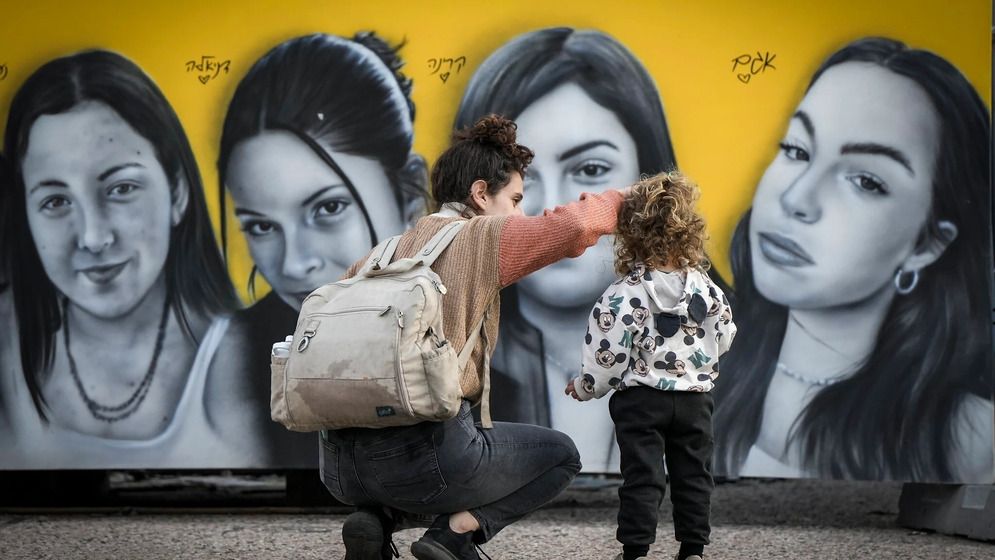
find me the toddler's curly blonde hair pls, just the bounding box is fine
[614,171,710,276]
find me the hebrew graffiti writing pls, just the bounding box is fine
[731,51,776,84]
[185,55,231,85]
[427,56,467,84]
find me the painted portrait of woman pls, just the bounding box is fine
[454,27,731,471]
[713,37,994,482]
[0,50,256,468]
[218,32,428,465]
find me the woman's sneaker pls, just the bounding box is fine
[342,508,398,560]
[410,515,481,560]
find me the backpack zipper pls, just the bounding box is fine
[306,305,392,318]
[298,306,392,352]
[394,310,412,415]
[431,280,447,294]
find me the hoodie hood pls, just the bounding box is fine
[622,263,722,328]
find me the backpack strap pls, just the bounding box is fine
[422,219,494,426]
[458,312,486,371]
[458,304,493,428]
[417,221,467,267]
[360,235,402,274]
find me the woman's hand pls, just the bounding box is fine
[565,379,583,401]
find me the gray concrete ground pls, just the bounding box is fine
[1,478,992,559]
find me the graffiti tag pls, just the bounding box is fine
[185,55,231,85]
[427,56,466,84]
[731,51,776,84]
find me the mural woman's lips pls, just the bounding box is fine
[758,232,816,267]
[79,261,128,285]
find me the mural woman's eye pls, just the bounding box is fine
[572,159,612,182]
[242,221,277,237]
[40,195,72,214]
[107,181,140,197]
[847,173,889,195]
[314,198,350,219]
[779,142,810,162]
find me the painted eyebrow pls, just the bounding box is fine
[557,140,619,162]
[301,184,346,207]
[29,179,68,195]
[841,143,915,176]
[98,162,145,181]
[234,208,265,217]
[792,111,815,138]
[233,184,347,217]
[28,162,147,195]
[792,111,915,176]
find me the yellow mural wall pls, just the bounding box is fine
[0,0,988,300]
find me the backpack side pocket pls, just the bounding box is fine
[270,354,290,425]
[417,340,463,421]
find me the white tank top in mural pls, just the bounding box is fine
[0,316,250,469]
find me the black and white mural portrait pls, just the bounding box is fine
[217,32,429,466]
[712,37,994,483]
[453,27,686,472]
[0,50,257,468]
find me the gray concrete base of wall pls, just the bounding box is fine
[898,483,995,541]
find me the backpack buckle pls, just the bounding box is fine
[298,320,320,352]
[297,336,311,352]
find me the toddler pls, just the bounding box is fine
[566,171,736,560]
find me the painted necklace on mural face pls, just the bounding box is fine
[62,293,172,422]
[775,362,852,387]
[780,315,865,387]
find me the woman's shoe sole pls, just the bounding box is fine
[410,538,460,560]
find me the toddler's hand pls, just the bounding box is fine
[565,379,582,401]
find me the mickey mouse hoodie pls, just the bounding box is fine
[573,263,736,400]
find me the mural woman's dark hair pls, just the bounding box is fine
[0,152,9,292]
[218,32,426,298]
[713,37,992,480]
[454,27,676,176]
[2,49,240,419]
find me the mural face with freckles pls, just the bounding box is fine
[22,101,185,319]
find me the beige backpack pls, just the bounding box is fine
[270,221,491,432]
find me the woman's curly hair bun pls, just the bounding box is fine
[431,114,534,208]
[458,113,517,144]
[454,114,533,163]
